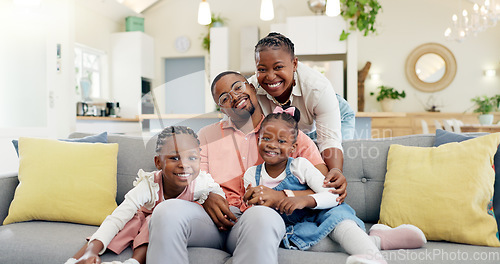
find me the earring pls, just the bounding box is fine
[292,71,298,87]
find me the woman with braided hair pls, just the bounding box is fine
[66,126,225,264]
[248,32,355,203]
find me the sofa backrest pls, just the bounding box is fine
[71,132,487,224]
[342,134,436,223]
[70,132,438,220]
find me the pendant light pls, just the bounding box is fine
[325,0,341,17]
[198,0,212,25]
[260,0,274,21]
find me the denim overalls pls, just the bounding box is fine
[254,157,365,250]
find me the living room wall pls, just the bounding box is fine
[75,1,125,102]
[144,0,499,114]
[0,0,76,176]
[360,0,500,113]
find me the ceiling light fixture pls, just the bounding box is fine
[445,0,500,42]
[198,0,211,25]
[260,0,274,21]
[326,0,341,17]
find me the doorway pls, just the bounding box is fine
[164,57,206,114]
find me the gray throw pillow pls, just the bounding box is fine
[12,132,108,157]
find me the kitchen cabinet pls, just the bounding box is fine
[111,32,154,118]
[209,27,228,83]
[286,16,346,55]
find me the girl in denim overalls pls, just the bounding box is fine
[243,108,426,264]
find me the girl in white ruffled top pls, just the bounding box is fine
[66,126,225,264]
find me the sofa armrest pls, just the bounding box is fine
[0,174,19,225]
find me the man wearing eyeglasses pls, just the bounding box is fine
[147,71,347,264]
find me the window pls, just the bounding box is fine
[74,44,105,101]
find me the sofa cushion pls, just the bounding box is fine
[3,137,118,226]
[69,133,158,205]
[342,134,436,223]
[434,129,500,235]
[379,133,500,247]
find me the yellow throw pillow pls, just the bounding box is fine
[3,137,118,226]
[379,133,500,247]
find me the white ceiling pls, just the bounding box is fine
[119,0,160,13]
[76,0,160,22]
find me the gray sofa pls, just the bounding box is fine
[1,132,499,263]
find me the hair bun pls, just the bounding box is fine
[282,105,300,123]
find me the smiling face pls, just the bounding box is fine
[154,134,201,192]
[258,118,297,167]
[212,73,258,122]
[255,47,298,100]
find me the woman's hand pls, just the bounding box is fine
[244,185,286,208]
[323,168,347,204]
[202,193,237,231]
[276,196,315,215]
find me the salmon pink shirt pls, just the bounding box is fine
[198,115,325,211]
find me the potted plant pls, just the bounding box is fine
[471,95,496,125]
[370,85,406,112]
[339,0,382,41]
[201,14,227,52]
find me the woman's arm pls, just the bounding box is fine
[321,147,347,203]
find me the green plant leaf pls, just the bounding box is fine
[339,0,381,41]
[371,85,406,101]
[339,30,350,41]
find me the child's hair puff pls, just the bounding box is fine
[155,126,199,154]
[261,106,301,143]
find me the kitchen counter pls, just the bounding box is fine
[76,116,142,135]
[76,116,140,122]
[139,112,224,120]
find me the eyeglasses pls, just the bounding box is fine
[218,81,247,107]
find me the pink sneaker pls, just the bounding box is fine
[346,254,387,264]
[369,224,427,250]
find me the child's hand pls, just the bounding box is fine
[276,196,316,215]
[75,254,100,264]
[74,240,103,264]
[245,185,286,208]
[242,184,255,203]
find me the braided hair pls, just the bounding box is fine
[261,106,301,143]
[155,126,199,154]
[255,32,295,58]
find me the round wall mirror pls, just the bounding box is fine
[405,43,457,92]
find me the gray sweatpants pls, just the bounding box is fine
[146,199,286,264]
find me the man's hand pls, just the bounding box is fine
[202,193,237,231]
[323,168,347,204]
[244,185,286,208]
